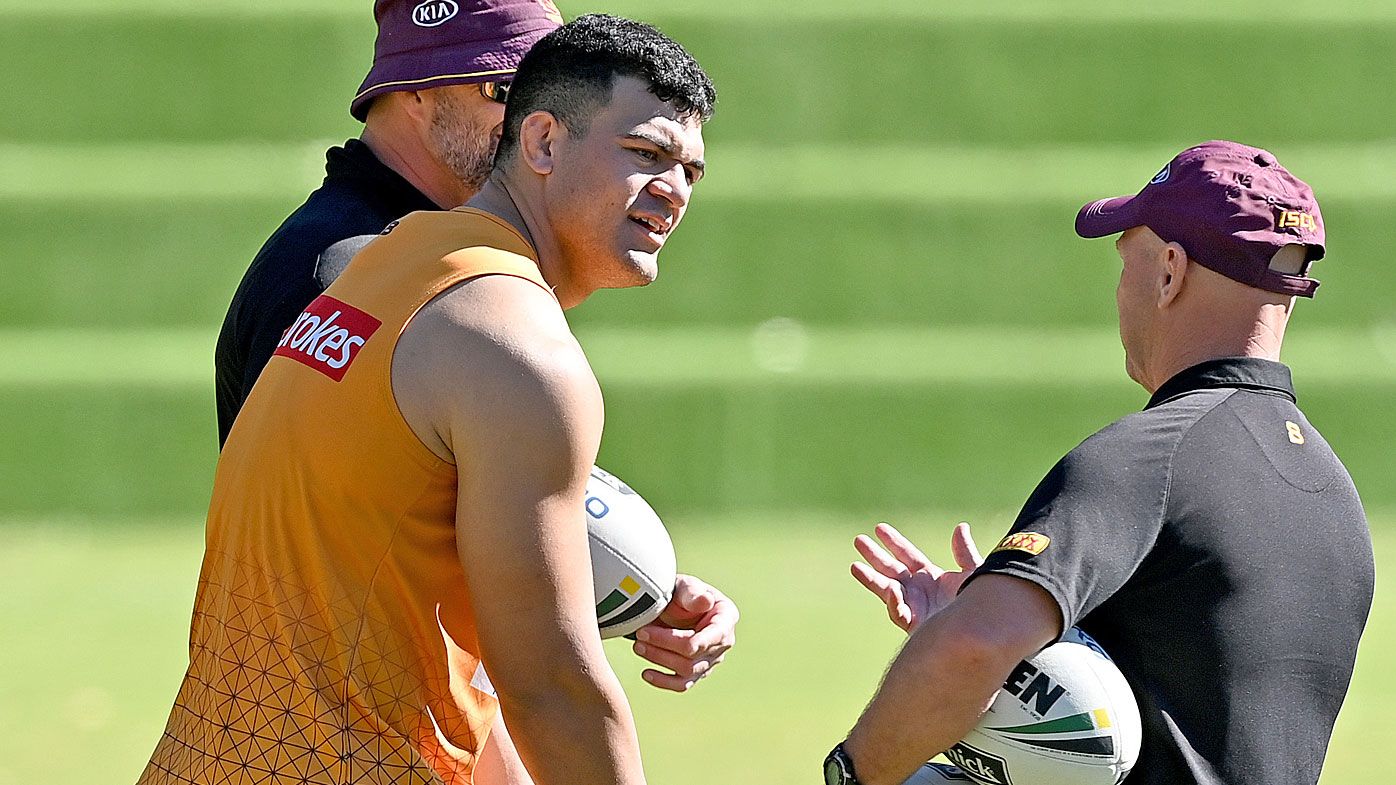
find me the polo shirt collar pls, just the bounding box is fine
[325,139,438,213]
[1146,357,1296,409]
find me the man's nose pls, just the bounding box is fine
[647,165,692,209]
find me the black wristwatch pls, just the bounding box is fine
[823,742,862,785]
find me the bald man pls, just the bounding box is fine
[826,141,1373,785]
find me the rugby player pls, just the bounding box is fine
[142,16,719,785]
[212,0,737,708]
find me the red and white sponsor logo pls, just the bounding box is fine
[273,295,382,381]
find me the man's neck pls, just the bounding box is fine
[466,174,577,308]
[360,125,465,209]
[1141,303,1289,393]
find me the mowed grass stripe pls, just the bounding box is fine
[1,517,1392,785]
[4,0,1394,22]
[8,142,1396,203]
[2,197,1388,332]
[4,325,1395,388]
[11,17,1393,146]
[0,142,334,202]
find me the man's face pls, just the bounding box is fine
[427,82,508,196]
[1114,226,1165,386]
[544,76,705,294]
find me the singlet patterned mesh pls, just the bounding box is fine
[139,211,551,785]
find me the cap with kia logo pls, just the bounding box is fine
[351,0,565,121]
[1075,140,1326,297]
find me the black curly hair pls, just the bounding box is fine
[494,14,716,166]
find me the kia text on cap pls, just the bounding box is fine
[413,0,459,27]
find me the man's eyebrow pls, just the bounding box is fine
[624,130,705,172]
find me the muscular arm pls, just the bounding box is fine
[843,574,1061,785]
[394,274,645,785]
[475,714,535,785]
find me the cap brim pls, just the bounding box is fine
[349,20,559,122]
[351,66,515,121]
[1074,195,1142,238]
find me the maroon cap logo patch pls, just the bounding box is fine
[274,296,382,382]
[1277,209,1319,233]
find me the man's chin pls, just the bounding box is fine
[618,250,660,286]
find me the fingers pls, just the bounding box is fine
[639,658,725,693]
[639,605,736,659]
[633,614,733,693]
[640,669,696,692]
[851,521,978,634]
[671,574,717,614]
[633,635,713,674]
[850,562,912,630]
[853,533,920,580]
[657,574,719,628]
[850,561,903,606]
[874,523,937,575]
[683,594,738,653]
[950,521,984,570]
[631,578,738,693]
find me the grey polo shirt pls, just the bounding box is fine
[969,357,1374,785]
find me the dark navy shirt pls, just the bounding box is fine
[214,139,437,445]
[970,357,1374,785]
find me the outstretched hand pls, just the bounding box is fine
[850,522,983,633]
[631,573,738,692]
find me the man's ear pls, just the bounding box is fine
[400,89,434,127]
[1157,241,1189,308]
[517,111,563,176]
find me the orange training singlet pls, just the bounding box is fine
[140,208,554,785]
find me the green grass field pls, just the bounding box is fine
[2,0,1392,782]
[1,514,1391,785]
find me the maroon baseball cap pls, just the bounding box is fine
[1075,140,1325,297]
[350,0,565,122]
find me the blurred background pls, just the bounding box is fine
[1,0,1392,782]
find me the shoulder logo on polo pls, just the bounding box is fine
[991,531,1051,557]
[1286,420,1306,445]
[412,0,458,27]
[1150,164,1170,185]
[273,295,381,381]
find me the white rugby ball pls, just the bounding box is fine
[586,466,677,639]
[942,628,1141,785]
[901,762,975,783]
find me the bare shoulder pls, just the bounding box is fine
[392,274,602,462]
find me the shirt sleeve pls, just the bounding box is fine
[964,426,1171,631]
[215,260,328,446]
